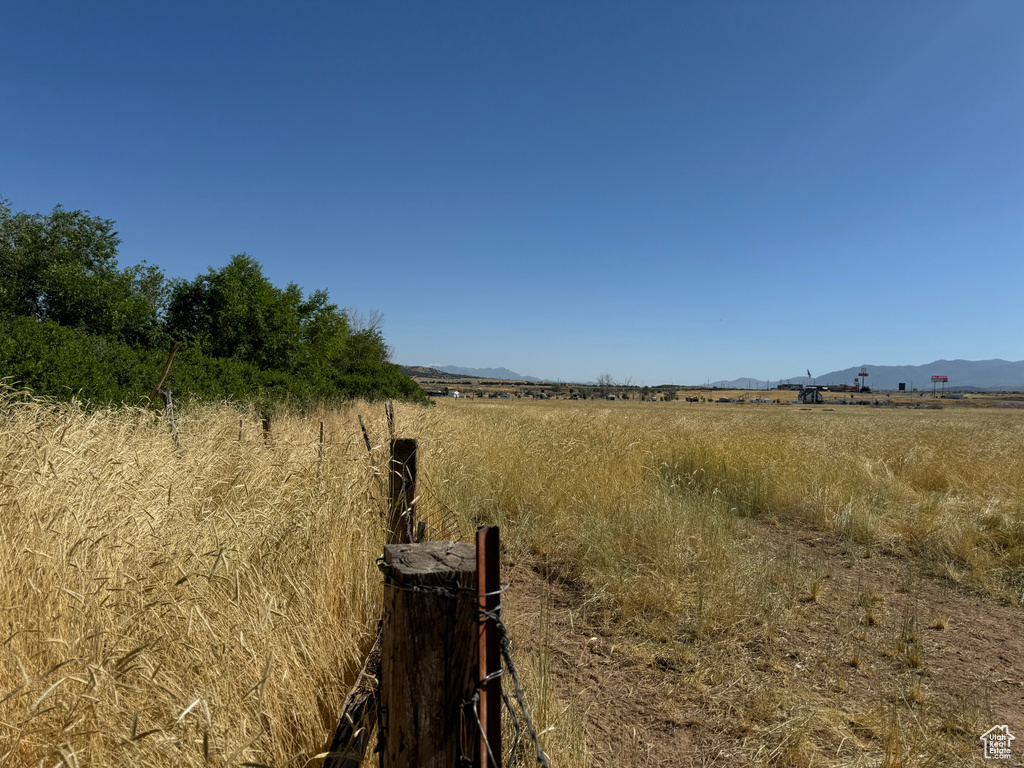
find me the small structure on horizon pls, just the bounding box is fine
[797,387,825,404]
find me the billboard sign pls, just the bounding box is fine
[931,376,948,383]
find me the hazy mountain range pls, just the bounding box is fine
[408,365,543,382]
[403,359,1024,391]
[711,359,1024,391]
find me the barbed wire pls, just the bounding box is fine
[410,469,464,542]
[490,603,551,768]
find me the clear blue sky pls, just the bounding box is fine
[3,1,1021,384]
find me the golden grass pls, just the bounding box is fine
[4,393,1022,765]
[401,398,1024,765]
[411,398,1024,606]
[0,391,385,766]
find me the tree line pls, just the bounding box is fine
[0,199,427,406]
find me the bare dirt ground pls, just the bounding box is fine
[504,523,1024,767]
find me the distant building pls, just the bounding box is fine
[797,388,824,404]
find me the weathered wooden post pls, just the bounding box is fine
[158,387,181,450]
[358,414,372,454]
[324,636,382,768]
[380,542,477,767]
[388,438,417,544]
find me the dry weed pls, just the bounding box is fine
[6,393,1019,766]
[0,392,384,766]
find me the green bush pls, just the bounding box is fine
[0,200,427,407]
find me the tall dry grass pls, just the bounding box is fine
[0,390,386,766]
[406,399,1024,615]
[5,393,1022,766]
[393,398,1024,765]
[652,404,1024,600]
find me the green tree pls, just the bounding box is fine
[1,200,427,406]
[0,199,167,346]
[166,254,305,370]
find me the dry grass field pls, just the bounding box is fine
[0,391,388,767]
[3,390,1023,766]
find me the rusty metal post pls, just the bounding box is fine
[477,526,502,768]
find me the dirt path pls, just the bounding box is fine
[504,523,1024,766]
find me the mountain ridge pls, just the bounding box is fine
[400,365,544,382]
[428,365,543,382]
[403,358,1024,390]
[712,359,1024,391]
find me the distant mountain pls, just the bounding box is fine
[709,378,775,390]
[399,366,466,380]
[430,365,543,382]
[713,359,1024,391]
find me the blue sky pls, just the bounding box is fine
[3,1,1022,384]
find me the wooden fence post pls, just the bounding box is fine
[380,542,477,768]
[323,637,382,768]
[159,387,181,450]
[358,414,372,454]
[388,438,417,544]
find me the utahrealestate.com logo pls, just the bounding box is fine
[980,725,1015,760]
